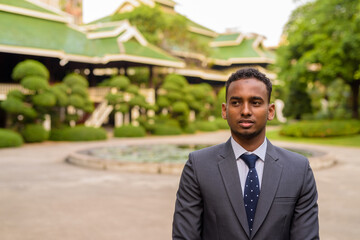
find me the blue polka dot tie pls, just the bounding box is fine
[241,153,260,233]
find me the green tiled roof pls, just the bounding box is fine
[0,11,69,51]
[211,39,260,60]
[0,8,183,66]
[87,25,120,33]
[123,40,179,61]
[0,0,60,16]
[213,33,239,42]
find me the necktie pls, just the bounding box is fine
[241,153,260,233]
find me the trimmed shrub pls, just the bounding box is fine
[152,125,182,136]
[50,126,107,141]
[213,118,229,129]
[280,120,360,138]
[32,92,56,107]
[21,76,49,91]
[114,125,146,137]
[109,76,130,90]
[7,90,24,100]
[183,123,197,134]
[63,73,88,88]
[12,59,49,81]
[126,84,139,94]
[21,124,49,143]
[0,129,23,148]
[195,121,219,132]
[68,94,85,109]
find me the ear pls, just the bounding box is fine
[267,103,275,121]
[221,103,227,119]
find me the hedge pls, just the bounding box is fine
[195,121,219,132]
[114,125,146,137]
[152,125,182,136]
[50,126,107,141]
[280,120,360,138]
[0,129,23,148]
[21,124,49,143]
[213,118,229,129]
[183,123,197,134]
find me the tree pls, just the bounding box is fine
[275,0,360,118]
[111,4,209,55]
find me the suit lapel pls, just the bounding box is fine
[251,140,283,237]
[218,139,250,237]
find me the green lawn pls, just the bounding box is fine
[266,129,360,148]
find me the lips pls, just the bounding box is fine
[238,120,254,128]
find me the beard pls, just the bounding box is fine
[230,124,266,140]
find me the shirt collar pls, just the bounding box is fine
[230,137,267,161]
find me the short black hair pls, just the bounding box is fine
[225,68,272,102]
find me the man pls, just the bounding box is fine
[172,68,319,240]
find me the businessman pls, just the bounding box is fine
[172,68,319,240]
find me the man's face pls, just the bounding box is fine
[222,78,275,143]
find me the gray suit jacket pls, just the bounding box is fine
[173,138,319,240]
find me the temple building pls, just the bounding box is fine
[0,0,277,127]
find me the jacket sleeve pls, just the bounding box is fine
[290,161,319,240]
[172,153,203,240]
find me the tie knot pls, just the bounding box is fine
[241,154,258,169]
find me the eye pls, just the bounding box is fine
[231,100,240,106]
[253,101,262,106]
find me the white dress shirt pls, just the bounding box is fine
[230,137,267,195]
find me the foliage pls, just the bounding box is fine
[195,121,218,132]
[114,125,146,137]
[213,118,229,129]
[183,123,197,134]
[283,81,312,119]
[63,73,89,88]
[20,76,49,92]
[267,129,360,147]
[49,126,107,141]
[152,124,182,136]
[0,97,37,118]
[275,0,360,118]
[21,124,49,143]
[280,120,360,138]
[213,87,226,118]
[7,90,24,100]
[32,92,57,107]
[0,128,23,148]
[108,75,130,90]
[128,67,149,84]
[11,59,49,81]
[111,4,209,55]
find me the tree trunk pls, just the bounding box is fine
[350,80,360,119]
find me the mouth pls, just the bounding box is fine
[238,120,254,128]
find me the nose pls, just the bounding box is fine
[241,102,252,116]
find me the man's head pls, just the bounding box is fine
[222,68,275,150]
[225,68,272,103]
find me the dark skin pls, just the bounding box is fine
[222,78,275,152]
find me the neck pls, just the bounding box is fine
[232,132,266,152]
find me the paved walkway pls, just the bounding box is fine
[0,131,359,240]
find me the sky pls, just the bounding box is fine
[82,0,309,47]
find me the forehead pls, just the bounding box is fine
[228,78,267,96]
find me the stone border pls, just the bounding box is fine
[66,145,336,174]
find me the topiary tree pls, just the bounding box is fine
[59,73,93,126]
[11,59,49,81]
[100,75,154,128]
[1,60,52,133]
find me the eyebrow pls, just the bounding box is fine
[229,96,264,101]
